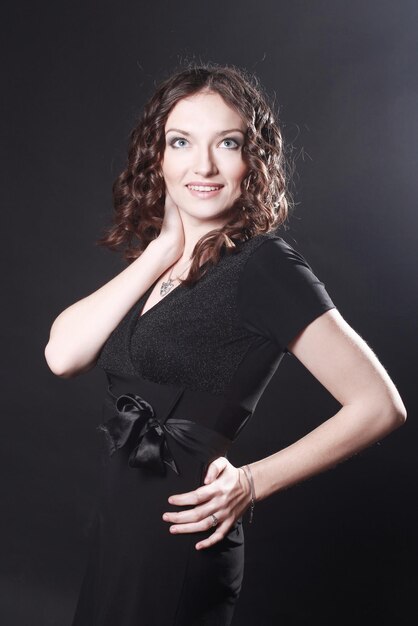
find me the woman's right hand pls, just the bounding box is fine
[156,189,185,261]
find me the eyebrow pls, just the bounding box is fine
[165,128,246,136]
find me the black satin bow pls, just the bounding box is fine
[97,392,179,475]
[97,392,232,477]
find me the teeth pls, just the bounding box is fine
[188,185,221,192]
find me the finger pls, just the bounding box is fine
[163,500,217,525]
[195,522,230,550]
[203,456,228,485]
[168,485,212,506]
[169,514,220,535]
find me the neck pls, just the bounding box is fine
[178,212,230,262]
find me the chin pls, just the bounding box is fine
[184,204,235,221]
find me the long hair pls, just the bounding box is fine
[97,61,294,286]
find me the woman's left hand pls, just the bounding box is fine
[162,457,251,550]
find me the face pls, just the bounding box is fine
[161,91,249,226]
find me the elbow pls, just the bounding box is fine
[381,400,407,433]
[389,390,408,427]
[356,396,408,439]
[392,404,407,427]
[44,342,77,378]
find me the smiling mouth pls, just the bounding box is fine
[186,184,223,191]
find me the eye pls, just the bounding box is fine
[169,137,189,149]
[220,137,241,149]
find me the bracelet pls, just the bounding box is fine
[241,464,256,524]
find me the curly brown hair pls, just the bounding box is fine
[97,61,294,287]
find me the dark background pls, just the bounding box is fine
[2,1,417,624]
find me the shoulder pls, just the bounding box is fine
[238,233,317,281]
[236,232,336,352]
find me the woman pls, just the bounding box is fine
[45,63,407,626]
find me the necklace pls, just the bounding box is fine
[160,259,192,297]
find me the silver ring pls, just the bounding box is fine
[211,514,218,527]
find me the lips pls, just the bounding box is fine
[186,183,224,199]
[186,182,224,191]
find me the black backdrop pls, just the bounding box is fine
[2,1,417,624]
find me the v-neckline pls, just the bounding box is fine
[137,278,184,320]
[136,253,220,322]
[135,241,247,323]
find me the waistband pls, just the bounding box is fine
[97,371,233,476]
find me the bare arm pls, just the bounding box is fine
[247,308,407,501]
[158,309,406,551]
[44,194,184,378]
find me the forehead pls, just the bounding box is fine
[165,92,245,129]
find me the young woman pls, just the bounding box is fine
[45,63,407,626]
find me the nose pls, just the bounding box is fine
[193,145,219,177]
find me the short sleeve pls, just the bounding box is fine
[237,237,336,353]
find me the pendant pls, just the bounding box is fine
[160,277,176,297]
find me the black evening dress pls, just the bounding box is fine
[71,232,336,626]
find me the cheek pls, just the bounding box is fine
[217,148,245,169]
[161,151,180,182]
[228,152,248,176]
[230,161,249,188]
[161,157,170,181]
[164,165,190,190]
[227,165,248,201]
